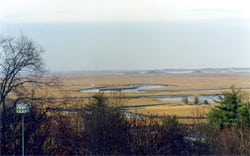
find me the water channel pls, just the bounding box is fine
[80,84,168,93]
[153,95,221,103]
[80,85,250,93]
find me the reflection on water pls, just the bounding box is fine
[80,84,167,93]
[154,95,222,103]
[162,88,250,93]
[80,88,100,93]
[54,109,145,119]
[122,106,146,110]
[81,85,250,94]
[123,112,146,118]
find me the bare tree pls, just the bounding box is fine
[0,35,56,154]
[0,35,45,109]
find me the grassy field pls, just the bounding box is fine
[35,72,250,120]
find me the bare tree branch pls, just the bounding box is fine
[0,35,47,105]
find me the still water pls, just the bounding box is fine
[80,84,167,93]
[154,95,221,103]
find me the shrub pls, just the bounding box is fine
[0,100,51,155]
[183,97,189,104]
[157,116,188,155]
[194,96,200,104]
[129,115,188,155]
[208,127,250,155]
[207,86,250,129]
[81,92,129,155]
[204,99,209,104]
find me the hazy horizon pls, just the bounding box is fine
[1,0,250,71]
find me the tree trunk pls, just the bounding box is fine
[0,102,2,155]
[0,98,6,155]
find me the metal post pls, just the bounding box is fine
[16,103,29,156]
[22,115,24,156]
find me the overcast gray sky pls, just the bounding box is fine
[0,0,250,71]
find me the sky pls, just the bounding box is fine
[0,0,250,71]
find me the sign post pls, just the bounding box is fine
[16,103,30,156]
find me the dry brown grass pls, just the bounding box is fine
[58,73,250,98]
[128,103,210,116]
[13,73,250,119]
[60,73,250,90]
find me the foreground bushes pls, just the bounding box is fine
[79,92,250,155]
[1,100,51,155]
[208,86,250,129]
[81,93,130,155]
[81,93,195,155]
[129,116,189,155]
[1,90,250,155]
